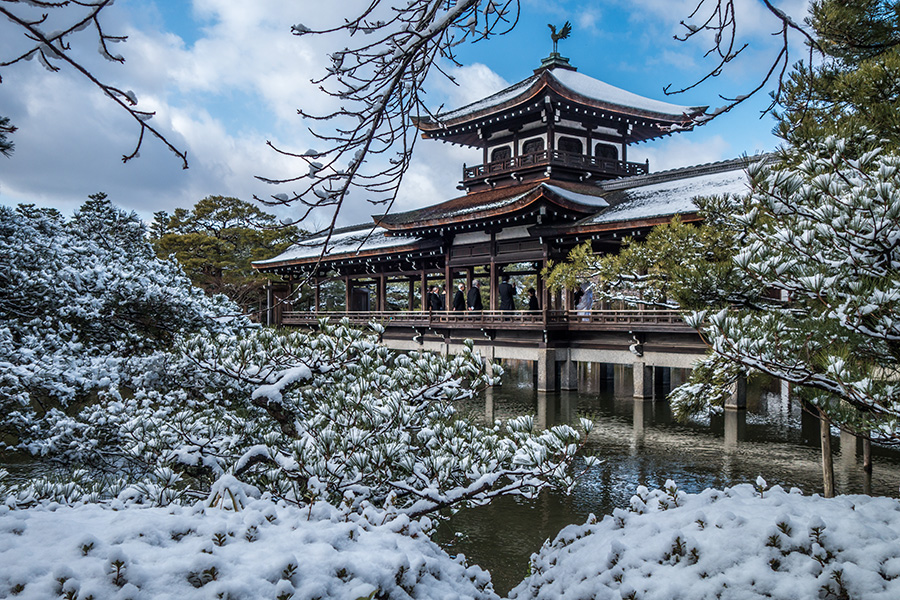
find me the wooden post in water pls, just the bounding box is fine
[863,437,872,495]
[819,407,835,498]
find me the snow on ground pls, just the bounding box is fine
[0,496,498,600]
[510,481,900,600]
[4,481,900,599]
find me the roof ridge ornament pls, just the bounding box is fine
[536,21,577,74]
[549,21,572,55]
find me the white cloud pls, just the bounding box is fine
[429,62,510,112]
[0,0,787,228]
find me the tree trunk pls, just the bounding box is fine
[819,408,835,498]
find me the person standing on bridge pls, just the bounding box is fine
[527,287,539,311]
[428,285,443,311]
[499,274,517,311]
[453,283,466,312]
[467,280,483,312]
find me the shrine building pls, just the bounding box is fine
[253,50,754,399]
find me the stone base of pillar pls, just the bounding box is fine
[559,358,577,391]
[725,375,747,410]
[536,349,556,393]
[633,362,653,400]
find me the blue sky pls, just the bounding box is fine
[0,0,810,227]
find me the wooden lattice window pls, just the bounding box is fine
[558,136,583,154]
[595,143,618,160]
[490,146,511,162]
[522,138,544,154]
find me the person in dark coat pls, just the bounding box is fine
[452,283,466,312]
[498,275,516,310]
[428,286,443,311]
[467,280,483,311]
[527,287,539,311]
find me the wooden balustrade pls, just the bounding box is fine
[462,150,649,183]
[280,309,691,331]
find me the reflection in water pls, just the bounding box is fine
[435,359,900,596]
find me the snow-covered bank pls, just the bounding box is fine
[4,482,899,599]
[511,481,900,599]
[0,498,497,600]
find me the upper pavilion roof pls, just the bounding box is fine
[415,65,708,146]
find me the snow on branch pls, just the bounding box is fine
[667,0,819,127]
[0,0,189,167]
[255,1,520,242]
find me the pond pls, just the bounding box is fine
[434,360,900,596]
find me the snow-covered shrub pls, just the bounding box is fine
[511,482,900,600]
[172,320,595,517]
[0,197,248,459]
[670,135,900,440]
[1,198,594,517]
[0,496,500,600]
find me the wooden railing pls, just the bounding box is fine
[280,309,691,331]
[462,150,649,183]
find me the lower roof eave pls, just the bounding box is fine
[253,239,443,273]
[533,211,701,239]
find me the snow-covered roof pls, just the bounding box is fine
[253,225,433,268]
[378,181,610,231]
[432,66,705,124]
[551,68,702,118]
[581,158,752,226]
[543,184,609,209]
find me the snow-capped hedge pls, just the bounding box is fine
[511,481,900,600]
[0,493,498,600]
[0,197,248,460]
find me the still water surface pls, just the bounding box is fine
[434,360,900,595]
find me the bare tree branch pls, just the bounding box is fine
[255,0,520,242]
[0,0,188,168]
[665,0,820,125]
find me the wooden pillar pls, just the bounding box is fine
[266,281,273,326]
[344,276,351,312]
[314,278,320,313]
[489,232,497,311]
[819,407,835,498]
[546,101,556,153]
[378,274,386,312]
[466,267,473,289]
[420,268,427,311]
[445,254,452,313]
[489,263,498,311]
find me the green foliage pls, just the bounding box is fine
[776,0,900,149]
[672,136,900,442]
[153,196,300,312]
[544,208,753,310]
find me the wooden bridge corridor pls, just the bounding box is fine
[271,307,746,408]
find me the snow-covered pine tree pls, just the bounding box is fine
[1,196,596,517]
[672,134,900,446]
[0,195,247,463]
